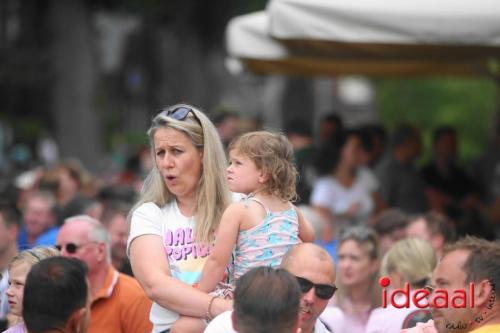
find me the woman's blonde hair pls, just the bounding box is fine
[130,103,231,243]
[228,131,297,202]
[381,237,436,288]
[9,246,60,269]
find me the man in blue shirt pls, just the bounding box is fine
[17,190,59,250]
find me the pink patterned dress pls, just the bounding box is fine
[233,195,300,280]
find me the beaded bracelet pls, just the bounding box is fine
[206,296,217,321]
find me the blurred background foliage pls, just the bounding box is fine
[376,77,498,165]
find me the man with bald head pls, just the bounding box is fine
[205,243,337,333]
[56,215,152,333]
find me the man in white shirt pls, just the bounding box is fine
[230,266,301,333]
[205,243,336,333]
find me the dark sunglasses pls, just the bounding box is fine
[160,106,197,121]
[55,242,96,254]
[296,276,337,300]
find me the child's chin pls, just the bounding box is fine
[228,185,240,192]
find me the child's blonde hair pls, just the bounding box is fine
[229,131,298,202]
[9,246,60,269]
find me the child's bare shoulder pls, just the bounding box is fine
[224,201,250,215]
[225,200,263,216]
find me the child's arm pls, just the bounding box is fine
[198,203,244,292]
[295,205,316,242]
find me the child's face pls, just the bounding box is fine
[6,262,31,316]
[227,149,265,194]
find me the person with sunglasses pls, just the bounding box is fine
[127,104,233,333]
[205,243,337,333]
[56,215,152,333]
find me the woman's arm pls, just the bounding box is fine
[295,205,315,242]
[129,235,231,317]
[314,203,359,223]
[198,204,243,292]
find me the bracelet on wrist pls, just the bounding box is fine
[206,296,217,321]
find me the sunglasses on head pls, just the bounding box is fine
[159,106,197,121]
[55,242,96,254]
[296,276,337,300]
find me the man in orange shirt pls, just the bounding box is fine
[57,215,152,333]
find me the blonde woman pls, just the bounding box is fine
[365,237,437,333]
[3,247,60,333]
[321,226,381,333]
[127,104,233,333]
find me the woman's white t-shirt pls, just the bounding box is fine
[310,168,377,226]
[127,201,211,332]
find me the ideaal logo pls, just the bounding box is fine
[379,276,496,329]
[379,276,476,309]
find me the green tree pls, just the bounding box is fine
[375,77,498,164]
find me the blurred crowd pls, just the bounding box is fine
[0,107,499,333]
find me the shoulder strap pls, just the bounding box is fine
[242,193,270,214]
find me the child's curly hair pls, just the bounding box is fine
[228,131,298,202]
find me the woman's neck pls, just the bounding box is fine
[176,195,196,217]
[334,163,355,186]
[348,282,371,303]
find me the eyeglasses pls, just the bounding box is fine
[295,276,337,300]
[424,285,435,294]
[55,242,97,254]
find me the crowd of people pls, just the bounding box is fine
[0,103,499,333]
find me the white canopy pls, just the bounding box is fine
[226,0,500,76]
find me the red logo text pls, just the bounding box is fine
[379,276,475,309]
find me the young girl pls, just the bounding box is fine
[171,131,315,333]
[3,247,59,333]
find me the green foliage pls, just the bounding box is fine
[375,77,498,164]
